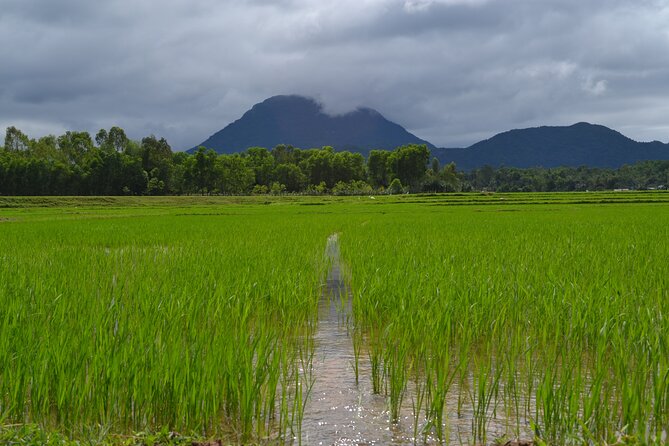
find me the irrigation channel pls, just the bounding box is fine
[300,233,407,445]
[297,234,534,445]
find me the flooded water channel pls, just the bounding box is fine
[298,234,534,445]
[300,234,411,445]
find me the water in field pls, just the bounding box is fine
[299,234,406,445]
[298,234,534,445]
[301,233,409,445]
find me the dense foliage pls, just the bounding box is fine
[1,126,668,195]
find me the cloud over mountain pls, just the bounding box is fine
[1,0,668,149]
[192,95,433,154]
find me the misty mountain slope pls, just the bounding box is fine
[191,95,434,154]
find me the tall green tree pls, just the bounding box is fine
[367,150,391,188]
[184,147,217,194]
[245,147,276,186]
[4,126,30,152]
[271,144,297,165]
[273,163,307,192]
[388,144,430,191]
[215,154,254,194]
[57,131,94,165]
[29,135,62,162]
[140,135,174,194]
[302,147,334,186]
[108,126,129,153]
[332,151,365,183]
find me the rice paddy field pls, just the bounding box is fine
[1,192,668,445]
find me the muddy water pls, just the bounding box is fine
[299,234,533,445]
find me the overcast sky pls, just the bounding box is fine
[1,0,668,149]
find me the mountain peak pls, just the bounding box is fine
[255,95,321,110]
[191,95,433,154]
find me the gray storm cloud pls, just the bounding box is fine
[1,0,668,149]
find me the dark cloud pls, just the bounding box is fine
[1,0,668,150]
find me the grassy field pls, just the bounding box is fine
[1,193,668,445]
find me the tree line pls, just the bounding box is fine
[1,126,667,195]
[463,162,669,192]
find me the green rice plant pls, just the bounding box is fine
[384,336,409,423]
[469,355,503,444]
[0,204,334,443]
[339,200,669,444]
[417,321,459,442]
[410,372,426,444]
[351,325,362,385]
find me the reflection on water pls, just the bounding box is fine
[299,235,533,445]
[301,233,410,445]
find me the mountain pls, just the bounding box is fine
[191,95,434,155]
[191,96,669,169]
[434,122,669,170]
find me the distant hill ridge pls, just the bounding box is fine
[192,95,433,155]
[434,122,669,170]
[191,95,669,169]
